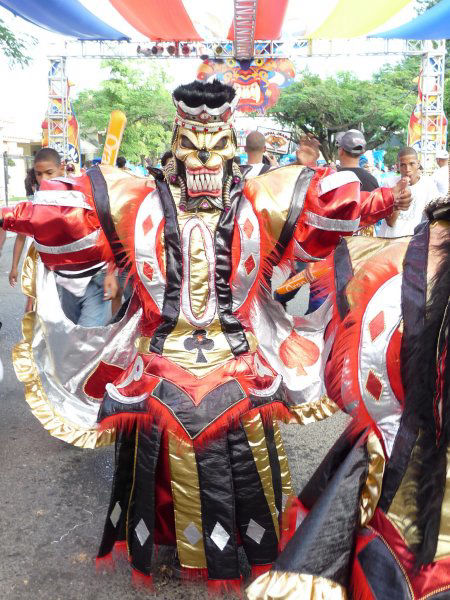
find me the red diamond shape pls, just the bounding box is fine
[369,311,385,341]
[244,254,256,275]
[366,371,382,401]
[142,215,154,235]
[243,218,254,239]
[143,262,154,281]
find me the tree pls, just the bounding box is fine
[270,58,421,162]
[0,17,34,65]
[74,60,175,163]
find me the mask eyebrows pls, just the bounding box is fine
[209,130,231,147]
[178,128,202,149]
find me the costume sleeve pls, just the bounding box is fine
[1,177,113,271]
[293,170,394,261]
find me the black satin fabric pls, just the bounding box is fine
[151,379,247,439]
[98,427,138,557]
[195,436,240,579]
[262,419,283,517]
[357,534,413,599]
[127,425,162,575]
[98,392,148,422]
[379,222,429,512]
[88,166,127,268]
[214,181,250,355]
[150,180,183,354]
[334,239,354,320]
[228,423,279,566]
[273,431,369,588]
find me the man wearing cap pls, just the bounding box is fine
[433,148,449,196]
[336,129,379,192]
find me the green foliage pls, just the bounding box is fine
[270,57,424,161]
[0,17,34,66]
[73,60,175,163]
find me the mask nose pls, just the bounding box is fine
[198,149,210,165]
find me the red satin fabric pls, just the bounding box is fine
[154,429,176,546]
[360,187,394,226]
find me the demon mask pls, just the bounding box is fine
[164,80,240,212]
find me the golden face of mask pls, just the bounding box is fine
[173,127,236,198]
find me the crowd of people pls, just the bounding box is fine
[0,78,449,599]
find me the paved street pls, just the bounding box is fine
[0,235,347,600]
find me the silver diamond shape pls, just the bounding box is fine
[210,522,230,551]
[135,518,150,546]
[246,519,265,544]
[184,522,202,546]
[110,502,121,528]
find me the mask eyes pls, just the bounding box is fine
[180,135,196,150]
[213,137,228,151]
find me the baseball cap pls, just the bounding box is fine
[336,129,366,157]
[436,149,449,159]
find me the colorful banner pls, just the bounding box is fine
[197,58,295,114]
[257,126,291,154]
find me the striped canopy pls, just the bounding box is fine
[1,0,439,42]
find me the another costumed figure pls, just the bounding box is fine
[248,194,450,599]
[1,81,410,588]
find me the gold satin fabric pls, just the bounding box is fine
[246,165,305,246]
[359,432,385,527]
[346,236,409,274]
[12,246,113,449]
[387,444,450,560]
[136,330,257,376]
[168,434,207,568]
[273,422,295,530]
[246,571,348,600]
[243,412,280,539]
[99,164,153,242]
[286,395,340,425]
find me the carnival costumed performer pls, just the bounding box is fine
[247,189,450,599]
[0,80,411,589]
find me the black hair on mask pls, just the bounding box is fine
[173,80,236,109]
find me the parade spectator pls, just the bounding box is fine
[433,149,449,196]
[242,131,276,178]
[116,156,127,169]
[378,146,440,237]
[336,129,379,192]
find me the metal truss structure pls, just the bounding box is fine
[414,40,447,172]
[46,57,70,160]
[46,38,447,167]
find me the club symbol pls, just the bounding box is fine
[184,329,214,363]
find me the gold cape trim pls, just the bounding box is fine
[12,245,114,449]
[359,432,385,528]
[286,395,340,425]
[246,571,348,600]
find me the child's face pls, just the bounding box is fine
[34,160,64,186]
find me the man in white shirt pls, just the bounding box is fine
[242,131,277,178]
[378,147,440,238]
[433,149,449,197]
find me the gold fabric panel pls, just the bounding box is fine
[246,571,348,600]
[136,331,257,376]
[168,434,207,569]
[188,224,209,319]
[388,445,450,561]
[99,164,153,242]
[273,422,294,498]
[243,412,280,539]
[285,395,340,425]
[246,165,305,246]
[359,432,385,528]
[12,247,113,449]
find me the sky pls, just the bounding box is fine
[0,1,418,140]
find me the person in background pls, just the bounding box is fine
[241,131,277,178]
[433,149,449,196]
[116,156,127,170]
[9,169,39,312]
[296,134,320,167]
[378,146,440,238]
[336,129,379,192]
